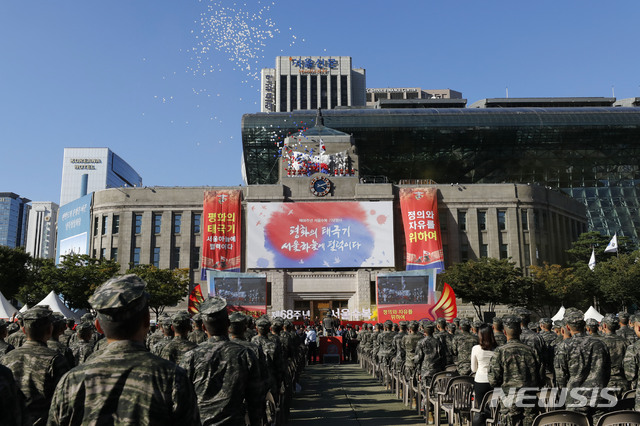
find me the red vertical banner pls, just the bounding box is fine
[201,190,242,273]
[399,187,444,271]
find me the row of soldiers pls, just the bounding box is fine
[0,275,307,425]
[356,308,640,425]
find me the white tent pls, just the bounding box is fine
[551,306,565,321]
[0,291,18,319]
[19,304,29,313]
[583,306,604,322]
[35,291,80,320]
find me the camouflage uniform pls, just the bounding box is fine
[0,363,25,425]
[180,297,263,425]
[452,320,477,375]
[539,318,558,374]
[377,321,397,366]
[434,318,455,365]
[6,329,25,349]
[1,306,70,426]
[47,274,200,425]
[624,323,640,411]
[59,319,76,347]
[554,312,611,418]
[600,314,629,396]
[493,317,507,347]
[488,316,544,426]
[0,319,15,356]
[187,314,208,345]
[392,322,408,370]
[252,317,284,398]
[402,322,423,380]
[159,311,197,365]
[413,322,445,387]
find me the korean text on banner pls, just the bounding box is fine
[201,190,242,273]
[399,187,444,272]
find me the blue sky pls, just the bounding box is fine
[2,1,639,204]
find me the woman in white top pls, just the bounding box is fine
[470,323,497,425]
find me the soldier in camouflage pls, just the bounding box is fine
[585,318,601,337]
[0,363,25,425]
[492,317,507,347]
[402,321,422,382]
[554,311,611,420]
[488,315,544,426]
[413,320,445,389]
[6,314,26,349]
[392,321,408,371]
[47,274,200,425]
[47,312,75,368]
[514,308,546,365]
[0,318,15,356]
[538,317,557,375]
[187,313,208,344]
[160,311,197,364]
[434,317,455,365]
[228,312,266,397]
[624,313,640,411]
[600,313,629,398]
[617,311,637,345]
[146,313,168,350]
[59,318,76,348]
[67,322,95,366]
[1,305,70,426]
[251,316,284,400]
[150,314,174,356]
[452,319,477,375]
[180,297,263,425]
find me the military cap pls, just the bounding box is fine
[0,318,7,328]
[23,305,54,323]
[399,321,408,327]
[272,317,284,327]
[384,320,393,326]
[601,313,618,326]
[565,311,585,327]
[539,318,552,326]
[502,315,521,329]
[528,323,539,331]
[631,314,640,324]
[459,318,471,328]
[198,296,227,317]
[585,318,599,327]
[76,322,93,333]
[492,317,503,325]
[158,314,172,327]
[436,317,447,326]
[472,320,484,329]
[81,313,94,323]
[52,312,65,324]
[446,323,457,332]
[553,319,566,329]
[171,311,192,327]
[192,313,203,323]
[513,307,531,322]
[228,312,247,324]
[256,316,271,327]
[618,311,630,320]
[7,322,19,333]
[89,274,149,321]
[453,317,460,324]
[422,320,435,329]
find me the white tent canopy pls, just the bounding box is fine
[584,306,604,322]
[551,306,565,321]
[35,291,81,320]
[0,291,18,319]
[19,304,28,313]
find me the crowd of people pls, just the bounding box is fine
[355,308,640,425]
[0,274,307,425]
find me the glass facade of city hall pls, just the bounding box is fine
[242,107,640,242]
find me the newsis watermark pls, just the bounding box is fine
[490,387,619,409]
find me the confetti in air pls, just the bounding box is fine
[189,0,281,80]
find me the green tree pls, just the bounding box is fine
[0,246,31,299]
[57,254,120,310]
[528,262,587,315]
[439,257,523,320]
[566,231,635,266]
[125,264,190,321]
[594,250,640,312]
[17,257,62,307]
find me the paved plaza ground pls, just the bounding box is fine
[289,362,425,425]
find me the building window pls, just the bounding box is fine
[94,216,99,236]
[173,214,182,234]
[112,215,120,234]
[172,247,180,269]
[153,213,162,234]
[458,211,467,231]
[477,211,487,231]
[134,214,142,234]
[461,244,469,262]
[132,247,141,266]
[193,213,201,234]
[101,216,108,235]
[192,246,200,270]
[439,211,447,231]
[498,210,507,231]
[111,247,118,262]
[152,247,160,267]
[521,209,528,231]
[480,244,488,258]
[500,244,508,259]
[100,248,106,259]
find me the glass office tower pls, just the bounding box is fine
[0,192,30,248]
[241,106,640,242]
